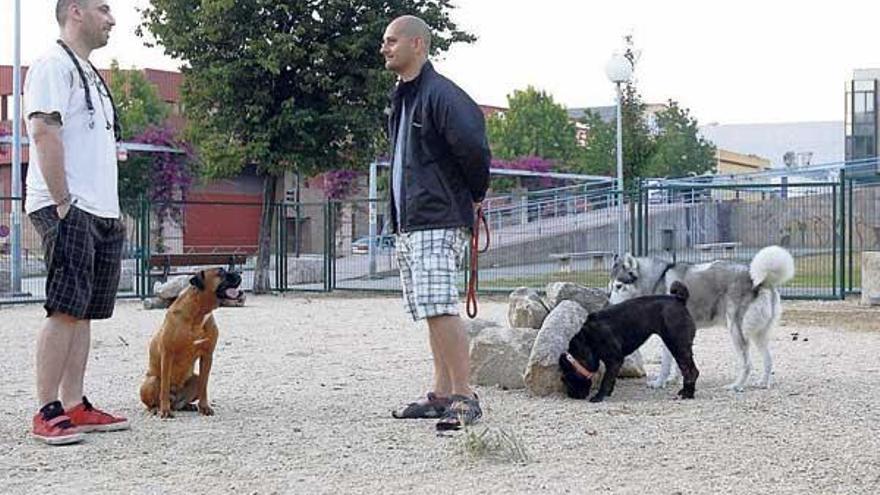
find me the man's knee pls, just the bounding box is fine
[48,312,82,327]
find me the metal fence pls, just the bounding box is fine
[0,171,875,304]
[636,179,844,299]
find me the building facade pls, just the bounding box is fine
[845,69,879,161]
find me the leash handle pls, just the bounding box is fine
[466,205,489,319]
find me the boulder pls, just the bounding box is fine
[507,287,549,329]
[619,349,646,379]
[523,301,589,396]
[465,317,500,339]
[545,282,608,313]
[154,275,191,300]
[470,326,540,390]
[861,251,880,306]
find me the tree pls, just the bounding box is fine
[577,110,616,176]
[109,61,169,140]
[140,0,473,293]
[108,62,178,213]
[487,86,579,168]
[618,83,656,190]
[580,36,712,190]
[647,100,716,178]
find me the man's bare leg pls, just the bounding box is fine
[60,320,91,408]
[35,314,79,407]
[426,315,473,398]
[428,325,453,397]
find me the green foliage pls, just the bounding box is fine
[647,100,716,178]
[108,61,173,210]
[576,110,616,177]
[580,88,713,189]
[109,61,169,140]
[487,86,579,168]
[138,0,474,179]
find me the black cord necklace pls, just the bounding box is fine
[56,39,122,142]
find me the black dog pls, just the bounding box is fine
[560,281,699,402]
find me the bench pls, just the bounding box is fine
[694,242,741,259]
[549,251,615,273]
[149,253,249,281]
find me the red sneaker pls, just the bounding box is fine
[67,396,130,433]
[32,401,84,446]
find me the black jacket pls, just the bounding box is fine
[387,62,491,233]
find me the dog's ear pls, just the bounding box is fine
[624,253,638,270]
[189,271,206,291]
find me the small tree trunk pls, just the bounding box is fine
[253,173,278,294]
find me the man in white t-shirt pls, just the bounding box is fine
[24,0,128,446]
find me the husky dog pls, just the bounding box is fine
[608,246,795,391]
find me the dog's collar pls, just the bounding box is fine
[564,353,594,379]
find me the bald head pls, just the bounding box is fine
[56,0,88,26]
[389,15,432,53]
[381,15,432,80]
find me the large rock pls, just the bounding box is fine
[619,349,646,379]
[523,301,589,396]
[545,282,608,313]
[861,251,880,306]
[465,318,500,339]
[154,275,191,300]
[507,287,550,329]
[470,326,540,390]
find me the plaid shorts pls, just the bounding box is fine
[396,228,469,321]
[29,205,125,320]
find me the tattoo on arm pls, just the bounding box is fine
[28,112,63,127]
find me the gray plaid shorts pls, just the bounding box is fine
[29,205,125,320]
[396,228,469,321]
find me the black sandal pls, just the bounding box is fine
[392,392,451,419]
[435,394,482,431]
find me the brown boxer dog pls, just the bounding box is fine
[140,268,242,418]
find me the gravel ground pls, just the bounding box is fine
[1,294,879,495]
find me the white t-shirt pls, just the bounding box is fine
[24,43,119,218]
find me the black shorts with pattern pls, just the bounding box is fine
[29,205,125,320]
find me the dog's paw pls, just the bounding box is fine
[725,383,745,393]
[754,377,772,389]
[588,394,606,403]
[159,409,174,419]
[677,388,695,399]
[198,403,215,416]
[646,377,666,389]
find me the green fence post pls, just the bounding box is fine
[323,201,330,292]
[281,203,288,292]
[840,170,847,300]
[848,178,854,294]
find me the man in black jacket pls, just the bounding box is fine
[382,15,491,431]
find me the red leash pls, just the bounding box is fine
[466,205,490,318]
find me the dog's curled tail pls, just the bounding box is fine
[669,281,689,303]
[750,245,795,287]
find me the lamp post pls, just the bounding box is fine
[11,0,23,294]
[605,53,633,256]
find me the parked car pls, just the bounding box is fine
[351,235,396,255]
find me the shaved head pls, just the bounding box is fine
[381,15,432,79]
[389,15,432,53]
[56,0,89,26]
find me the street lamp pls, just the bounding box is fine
[10,0,23,294]
[605,52,633,256]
